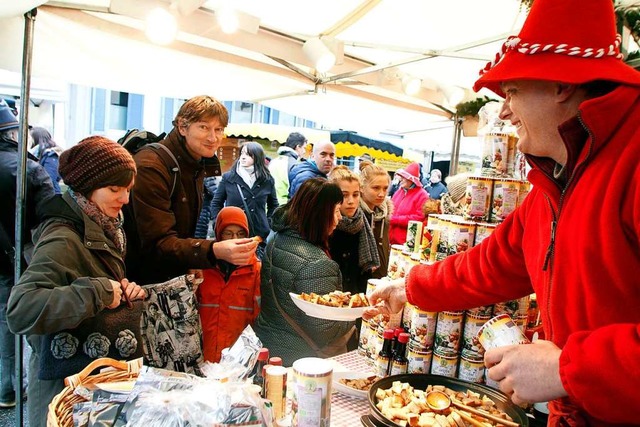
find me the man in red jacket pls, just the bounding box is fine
[366,0,640,425]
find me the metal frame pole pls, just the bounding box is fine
[449,116,462,176]
[14,8,38,426]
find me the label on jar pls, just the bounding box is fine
[410,308,437,351]
[458,351,485,384]
[434,311,464,354]
[462,312,492,358]
[408,346,433,374]
[464,176,493,222]
[292,358,332,427]
[477,314,530,351]
[389,360,408,376]
[430,349,459,378]
[491,178,520,222]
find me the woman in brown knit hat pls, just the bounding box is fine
[7,136,146,427]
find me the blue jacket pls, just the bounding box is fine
[288,160,327,199]
[211,167,278,240]
[38,148,62,194]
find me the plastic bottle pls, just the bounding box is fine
[376,329,395,378]
[389,333,409,375]
[253,348,269,395]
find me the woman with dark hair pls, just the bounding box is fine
[211,141,278,247]
[30,127,63,194]
[254,178,354,365]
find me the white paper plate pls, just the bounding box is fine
[289,292,367,321]
[332,371,378,399]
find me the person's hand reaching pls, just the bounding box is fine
[363,279,407,320]
[213,238,259,266]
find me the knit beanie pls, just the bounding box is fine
[59,136,137,195]
[445,173,470,204]
[215,206,250,241]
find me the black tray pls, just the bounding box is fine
[367,374,529,427]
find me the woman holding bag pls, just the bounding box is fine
[211,142,278,253]
[254,178,354,366]
[7,136,146,427]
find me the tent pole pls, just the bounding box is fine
[14,8,37,426]
[449,116,462,176]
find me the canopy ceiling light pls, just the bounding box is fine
[439,85,468,107]
[145,7,178,45]
[303,37,337,73]
[401,75,422,96]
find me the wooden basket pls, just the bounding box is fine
[47,357,143,427]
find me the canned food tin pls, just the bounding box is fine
[434,218,451,262]
[491,178,520,223]
[477,314,530,351]
[434,311,464,353]
[405,220,424,253]
[458,350,485,384]
[463,176,493,222]
[474,222,497,246]
[407,344,433,374]
[402,302,414,331]
[387,244,405,279]
[515,314,528,333]
[357,318,371,358]
[447,219,476,255]
[409,308,437,351]
[493,299,521,318]
[466,305,494,317]
[265,365,288,421]
[462,312,492,358]
[421,223,436,262]
[517,180,532,208]
[292,358,333,427]
[430,349,459,378]
[481,133,514,177]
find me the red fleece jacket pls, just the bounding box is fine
[406,85,640,426]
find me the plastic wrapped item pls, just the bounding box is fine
[122,374,269,426]
[88,389,129,427]
[199,325,262,382]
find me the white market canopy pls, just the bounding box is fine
[0,0,530,143]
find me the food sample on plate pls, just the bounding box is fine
[299,291,370,308]
[375,381,514,427]
[339,375,379,391]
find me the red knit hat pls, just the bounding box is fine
[215,206,249,241]
[59,136,136,195]
[396,162,423,188]
[474,0,640,97]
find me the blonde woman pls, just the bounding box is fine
[358,160,393,278]
[328,166,380,294]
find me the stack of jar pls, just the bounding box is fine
[463,175,531,224]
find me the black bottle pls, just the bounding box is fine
[376,329,395,378]
[389,333,409,375]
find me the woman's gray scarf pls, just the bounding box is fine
[360,198,389,240]
[336,207,380,273]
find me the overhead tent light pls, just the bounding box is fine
[401,75,422,96]
[440,85,470,107]
[303,37,337,73]
[216,6,239,34]
[145,7,178,45]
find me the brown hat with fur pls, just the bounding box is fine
[59,135,136,195]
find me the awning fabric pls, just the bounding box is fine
[224,123,331,146]
[330,131,403,157]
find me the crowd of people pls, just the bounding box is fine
[1,0,639,425]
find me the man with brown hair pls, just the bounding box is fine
[131,95,257,284]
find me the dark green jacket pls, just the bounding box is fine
[253,208,353,366]
[7,192,125,426]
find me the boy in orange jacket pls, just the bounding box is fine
[198,206,261,362]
